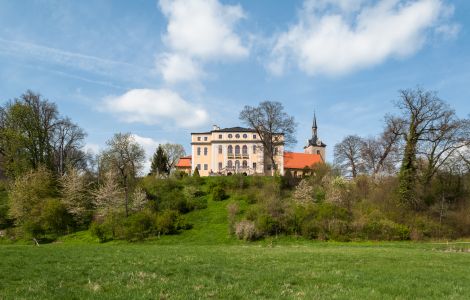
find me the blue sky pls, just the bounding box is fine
[1,0,469,165]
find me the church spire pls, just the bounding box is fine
[312,110,318,139]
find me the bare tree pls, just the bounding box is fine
[361,117,403,176]
[334,135,365,178]
[161,143,186,172]
[52,118,87,176]
[240,101,296,173]
[394,88,456,208]
[418,115,470,184]
[100,133,145,217]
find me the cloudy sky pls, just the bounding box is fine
[0,0,469,164]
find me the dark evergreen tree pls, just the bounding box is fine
[151,145,169,177]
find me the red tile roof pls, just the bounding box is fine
[176,156,192,168]
[283,152,322,169]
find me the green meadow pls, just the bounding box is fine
[1,196,469,299]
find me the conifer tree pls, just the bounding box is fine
[150,145,169,177]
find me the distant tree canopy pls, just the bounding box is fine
[0,90,87,177]
[240,101,296,171]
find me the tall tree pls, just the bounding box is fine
[60,168,91,226]
[52,118,88,176]
[239,101,296,173]
[161,143,186,171]
[0,91,87,177]
[150,145,169,177]
[334,135,365,178]
[394,88,455,208]
[100,133,145,217]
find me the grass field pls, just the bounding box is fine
[1,195,470,299]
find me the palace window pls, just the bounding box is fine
[197,137,201,141]
[204,147,208,155]
[253,162,256,169]
[204,164,208,170]
[218,162,222,170]
[197,147,201,155]
[242,145,248,155]
[204,137,208,141]
[196,164,201,170]
[235,160,240,168]
[235,134,240,139]
[227,160,233,168]
[228,145,233,154]
[218,145,222,154]
[219,134,222,139]
[228,134,233,138]
[253,145,256,153]
[253,134,257,139]
[235,145,240,155]
[243,134,247,139]
[242,160,248,168]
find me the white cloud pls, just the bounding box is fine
[268,0,456,76]
[157,0,249,83]
[156,53,205,83]
[435,23,460,39]
[102,88,209,128]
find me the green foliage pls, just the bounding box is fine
[211,186,228,201]
[193,168,200,177]
[41,199,72,235]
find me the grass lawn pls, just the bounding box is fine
[1,194,469,299]
[1,242,469,299]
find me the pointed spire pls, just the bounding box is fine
[312,110,317,129]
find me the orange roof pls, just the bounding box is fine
[176,156,192,168]
[283,152,322,169]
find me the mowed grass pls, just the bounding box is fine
[1,242,469,299]
[1,196,470,299]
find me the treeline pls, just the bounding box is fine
[0,91,189,242]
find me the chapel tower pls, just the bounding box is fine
[304,111,326,160]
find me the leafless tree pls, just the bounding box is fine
[393,88,463,208]
[161,143,186,172]
[52,118,87,176]
[334,135,365,178]
[361,117,403,176]
[240,101,296,173]
[100,133,145,217]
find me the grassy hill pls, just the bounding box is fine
[1,189,470,299]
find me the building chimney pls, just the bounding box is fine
[212,124,220,131]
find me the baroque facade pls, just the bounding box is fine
[176,114,326,177]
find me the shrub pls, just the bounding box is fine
[41,198,72,235]
[256,213,279,236]
[155,210,185,235]
[227,202,239,234]
[235,220,259,241]
[211,186,228,201]
[90,222,107,242]
[122,210,156,241]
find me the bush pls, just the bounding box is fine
[155,210,185,235]
[41,199,72,235]
[122,210,156,241]
[211,186,228,201]
[90,222,107,242]
[235,220,259,241]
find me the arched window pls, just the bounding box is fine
[227,160,233,168]
[242,145,248,155]
[235,160,240,168]
[218,145,222,154]
[242,160,248,168]
[235,145,240,154]
[228,145,233,154]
